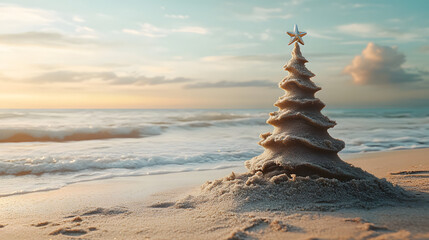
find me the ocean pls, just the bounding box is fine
[1,108,428,197]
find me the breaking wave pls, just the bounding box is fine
[0,114,267,143]
[171,112,253,122]
[0,150,257,176]
[0,126,162,143]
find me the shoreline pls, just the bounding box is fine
[0,148,428,239]
[0,147,424,199]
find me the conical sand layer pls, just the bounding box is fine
[245,42,372,181]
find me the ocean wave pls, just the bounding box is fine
[0,186,64,198]
[0,111,66,119]
[343,142,429,154]
[176,117,267,129]
[171,112,253,122]
[0,116,267,143]
[0,163,243,198]
[0,151,257,176]
[325,109,429,119]
[0,113,27,119]
[0,126,162,143]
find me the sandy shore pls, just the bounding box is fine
[0,148,428,239]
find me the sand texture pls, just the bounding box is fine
[0,148,428,239]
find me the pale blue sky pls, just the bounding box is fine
[0,0,428,108]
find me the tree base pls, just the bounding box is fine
[246,149,375,182]
[257,161,362,182]
[190,170,412,212]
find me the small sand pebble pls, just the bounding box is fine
[227,230,247,240]
[33,222,50,227]
[345,217,365,223]
[361,223,388,231]
[270,220,288,232]
[49,228,87,236]
[72,216,83,222]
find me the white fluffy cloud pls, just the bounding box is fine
[0,4,98,44]
[0,32,97,48]
[337,23,421,42]
[123,23,208,38]
[184,80,276,89]
[238,7,291,21]
[72,16,85,23]
[344,42,422,85]
[27,71,193,86]
[0,4,59,32]
[164,14,189,19]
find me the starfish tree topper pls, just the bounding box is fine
[287,24,307,45]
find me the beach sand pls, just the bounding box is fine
[0,148,428,239]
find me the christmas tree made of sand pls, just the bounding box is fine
[245,24,372,181]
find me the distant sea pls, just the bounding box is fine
[0,108,428,197]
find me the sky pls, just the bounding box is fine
[0,0,428,109]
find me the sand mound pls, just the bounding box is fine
[176,171,413,212]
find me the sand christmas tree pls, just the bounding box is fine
[245,24,371,181]
[187,25,407,212]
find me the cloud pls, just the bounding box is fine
[334,2,369,9]
[219,42,260,50]
[238,7,292,21]
[420,45,429,54]
[122,23,208,37]
[174,26,208,35]
[0,4,59,31]
[184,80,276,89]
[229,29,275,42]
[201,52,347,63]
[387,18,402,23]
[337,23,379,36]
[337,23,422,42]
[122,29,142,36]
[259,29,272,41]
[340,40,370,45]
[307,29,341,40]
[0,32,97,48]
[201,52,346,63]
[75,26,94,33]
[28,71,193,85]
[0,4,98,41]
[74,26,98,39]
[344,42,423,85]
[164,14,189,19]
[283,0,305,6]
[201,54,284,63]
[123,23,169,37]
[72,16,85,22]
